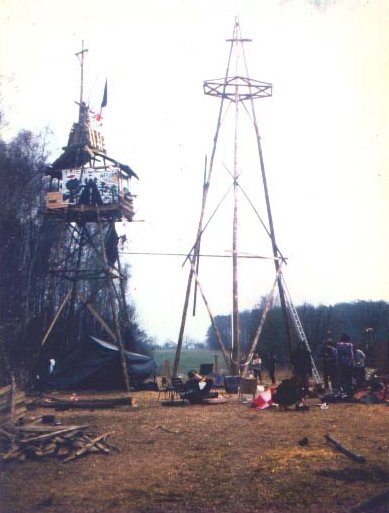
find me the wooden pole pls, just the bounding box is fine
[247,80,293,360]
[231,69,240,375]
[75,41,88,111]
[96,213,131,397]
[67,225,85,346]
[192,156,207,316]
[246,268,281,358]
[41,290,72,347]
[190,264,230,368]
[173,35,236,377]
[77,293,117,340]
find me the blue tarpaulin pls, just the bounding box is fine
[40,336,157,390]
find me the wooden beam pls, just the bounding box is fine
[41,290,72,346]
[77,293,116,341]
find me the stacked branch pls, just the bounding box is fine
[0,422,116,463]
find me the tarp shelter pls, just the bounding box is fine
[39,336,157,390]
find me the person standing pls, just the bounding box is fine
[267,352,277,385]
[336,333,354,394]
[291,342,312,399]
[353,346,366,389]
[251,353,263,384]
[320,338,337,390]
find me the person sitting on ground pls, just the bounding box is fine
[273,378,298,410]
[184,370,214,404]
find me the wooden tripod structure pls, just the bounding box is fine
[173,18,293,377]
[41,43,137,396]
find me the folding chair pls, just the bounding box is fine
[170,377,186,402]
[238,377,258,402]
[157,376,169,400]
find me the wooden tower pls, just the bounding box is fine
[41,44,138,394]
[173,19,319,379]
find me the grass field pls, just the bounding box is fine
[151,348,289,382]
[151,348,226,377]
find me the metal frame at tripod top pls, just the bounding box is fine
[203,76,273,101]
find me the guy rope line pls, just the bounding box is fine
[119,251,283,259]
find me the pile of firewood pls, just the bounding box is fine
[0,421,117,463]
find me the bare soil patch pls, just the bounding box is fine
[1,390,388,513]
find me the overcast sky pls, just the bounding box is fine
[1,0,388,344]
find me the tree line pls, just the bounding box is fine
[205,299,389,367]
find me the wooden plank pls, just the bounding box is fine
[14,424,83,434]
[19,425,89,444]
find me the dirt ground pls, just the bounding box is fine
[1,389,389,513]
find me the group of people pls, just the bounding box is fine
[182,352,279,404]
[180,332,366,406]
[289,332,366,399]
[319,333,366,393]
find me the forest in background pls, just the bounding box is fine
[1,117,388,387]
[205,300,389,366]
